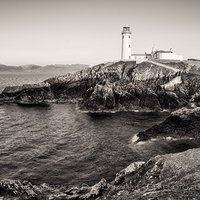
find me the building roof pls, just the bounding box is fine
[132,54,146,56]
[132,53,151,56]
[155,50,173,54]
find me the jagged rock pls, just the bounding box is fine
[114,161,145,184]
[1,83,53,105]
[82,82,116,110]
[80,179,107,199]
[0,179,42,199]
[136,107,200,142]
[49,193,80,200]
[65,187,80,195]
[65,185,89,195]
[98,148,200,200]
[129,148,200,199]
[48,179,107,200]
[171,106,200,120]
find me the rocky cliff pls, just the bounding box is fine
[1,60,200,110]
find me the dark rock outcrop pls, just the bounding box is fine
[0,178,107,200]
[114,161,145,185]
[0,83,53,105]
[136,107,200,142]
[0,179,43,199]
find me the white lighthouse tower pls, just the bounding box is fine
[121,26,132,60]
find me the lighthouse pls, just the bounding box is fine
[121,26,132,60]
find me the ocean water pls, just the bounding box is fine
[0,72,199,187]
[0,72,67,93]
[0,104,169,186]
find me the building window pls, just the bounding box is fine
[129,45,131,48]
[129,36,130,38]
[123,36,124,39]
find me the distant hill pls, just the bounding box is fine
[0,64,89,73]
[20,64,41,70]
[0,64,22,72]
[41,64,89,73]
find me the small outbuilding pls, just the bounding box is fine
[152,50,183,61]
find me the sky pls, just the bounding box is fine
[0,0,200,65]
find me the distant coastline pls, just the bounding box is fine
[0,63,89,73]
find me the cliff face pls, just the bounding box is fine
[45,60,200,111]
[1,60,200,110]
[78,61,184,111]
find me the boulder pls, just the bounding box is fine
[114,161,145,184]
[0,179,42,199]
[80,179,107,199]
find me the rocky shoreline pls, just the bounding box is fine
[1,60,200,199]
[0,107,199,200]
[0,60,200,111]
